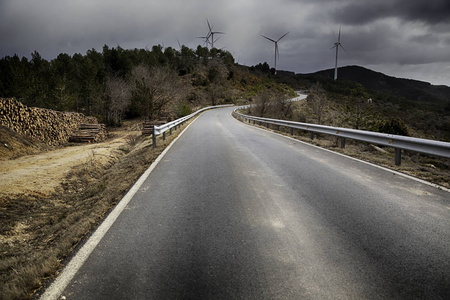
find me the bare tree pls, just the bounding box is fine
[104,76,131,125]
[206,58,228,105]
[307,82,327,124]
[130,65,182,120]
[255,91,270,117]
[273,94,293,119]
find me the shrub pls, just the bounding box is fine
[379,118,409,136]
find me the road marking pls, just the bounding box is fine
[39,120,197,300]
[231,112,450,193]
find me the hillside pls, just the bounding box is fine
[271,65,450,141]
[302,65,450,110]
[0,46,294,129]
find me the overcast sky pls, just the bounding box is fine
[1,0,449,86]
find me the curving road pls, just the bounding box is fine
[43,107,449,299]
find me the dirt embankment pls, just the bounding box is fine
[0,132,132,198]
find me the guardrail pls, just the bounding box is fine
[233,109,450,166]
[152,104,233,146]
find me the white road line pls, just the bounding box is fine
[40,120,197,300]
[232,112,450,193]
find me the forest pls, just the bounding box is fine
[0,45,241,126]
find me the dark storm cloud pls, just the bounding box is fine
[397,0,450,24]
[334,0,450,25]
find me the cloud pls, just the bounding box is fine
[333,0,450,25]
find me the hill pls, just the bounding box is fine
[301,65,450,110]
[267,65,450,141]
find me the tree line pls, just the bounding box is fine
[0,45,235,125]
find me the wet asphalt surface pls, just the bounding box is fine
[57,108,450,299]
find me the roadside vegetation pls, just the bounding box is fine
[241,77,450,188]
[275,68,450,142]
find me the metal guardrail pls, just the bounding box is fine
[233,109,450,166]
[152,104,233,146]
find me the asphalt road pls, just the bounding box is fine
[48,107,449,299]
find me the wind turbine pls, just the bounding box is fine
[261,32,289,74]
[196,31,211,48]
[206,19,225,49]
[331,27,347,81]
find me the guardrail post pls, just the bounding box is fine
[310,132,314,140]
[395,148,402,166]
[276,125,280,131]
[266,122,269,128]
[152,126,156,147]
[253,120,255,125]
[340,137,346,148]
[290,128,294,136]
[170,127,172,135]
[163,131,166,141]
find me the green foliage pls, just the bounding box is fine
[0,45,239,123]
[129,77,154,118]
[379,118,409,136]
[174,102,192,118]
[250,62,271,74]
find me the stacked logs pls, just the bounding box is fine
[142,121,155,136]
[0,98,105,146]
[69,124,107,143]
[142,120,167,136]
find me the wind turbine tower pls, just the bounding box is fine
[331,27,347,81]
[261,32,289,74]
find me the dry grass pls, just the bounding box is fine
[0,122,189,300]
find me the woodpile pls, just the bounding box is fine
[69,124,107,143]
[0,98,106,146]
[142,120,167,136]
[142,121,154,136]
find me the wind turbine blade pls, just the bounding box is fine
[277,31,289,42]
[261,34,276,43]
[340,44,348,54]
[215,31,225,34]
[207,19,212,32]
[338,26,341,43]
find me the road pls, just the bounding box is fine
[44,107,449,299]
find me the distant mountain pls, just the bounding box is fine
[301,65,450,107]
